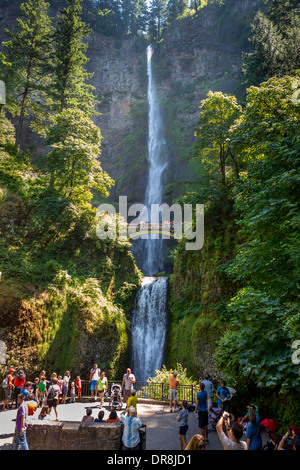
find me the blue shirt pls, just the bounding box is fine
[202,379,214,398]
[196,390,208,412]
[246,415,262,450]
[20,388,30,400]
[121,414,142,449]
[216,386,230,407]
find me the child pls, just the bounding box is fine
[177,400,189,450]
[76,376,82,400]
[26,393,38,416]
[20,381,32,401]
[57,375,63,404]
[127,389,137,414]
[49,372,57,385]
[95,410,106,423]
[38,376,47,406]
[81,408,94,424]
[70,381,76,403]
[38,405,49,420]
[32,378,40,404]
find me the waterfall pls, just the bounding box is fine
[130,46,169,382]
[143,44,168,276]
[131,276,168,383]
[132,44,168,276]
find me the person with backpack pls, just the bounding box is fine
[46,377,60,420]
[14,370,26,409]
[2,368,15,410]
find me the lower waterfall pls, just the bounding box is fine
[131,276,168,382]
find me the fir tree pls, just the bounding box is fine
[51,0,97,115]
[0,0,54,147]
[242,11,284,86]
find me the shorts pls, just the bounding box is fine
[62,385,68,396]
[5,387,12,400]
[168,388,178,401]
[90,380,97,391]
[179,424,189,435]
[198,411,208,429]
[207,397,212,409]
[123,389,131,402]
[47,398,58,408]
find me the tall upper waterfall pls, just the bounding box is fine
[130,46,169,382]
[132,45,168,276]
[131,276,168,383]
[143,44,168,276]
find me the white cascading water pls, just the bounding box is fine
[131,276,168,383]
[130,46,169,382]
[143,44,168,276]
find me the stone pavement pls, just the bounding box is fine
[0,400,236,451]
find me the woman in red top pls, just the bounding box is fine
[14,370,26,408]
[106,409,119,423]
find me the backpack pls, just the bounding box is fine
[2,376,8,389]
[47,386,56,400]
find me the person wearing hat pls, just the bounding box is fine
[121,368,135,405]
[3,368,15,410]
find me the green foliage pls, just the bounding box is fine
[194,91,242,184]
[143,364,197,401]
[45,108,114,205]
[214,74,300,395]
[214,288,299,390]
[243,9,300,86]
[51,0,97,115]
[0,0,54,145]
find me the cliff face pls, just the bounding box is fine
[85,0,260,204]
[0,0,260,205]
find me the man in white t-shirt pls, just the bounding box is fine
[217,411,247,450]
[89,363,101,400]
[121,368,136,405]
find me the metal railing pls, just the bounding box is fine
[1,380,200,405]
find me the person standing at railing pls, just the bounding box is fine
[89,363,101,401]
[168,370,179,413]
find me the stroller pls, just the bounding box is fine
[110,383,123,410]
[261,419,295,450]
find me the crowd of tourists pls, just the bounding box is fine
[1,364,143,450]
[1,365,299,451]
[168,370,300,451]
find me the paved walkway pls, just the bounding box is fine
[0,400,231,450]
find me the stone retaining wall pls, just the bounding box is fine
[27,420,122,450]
